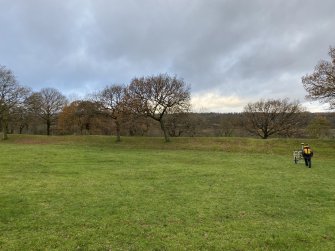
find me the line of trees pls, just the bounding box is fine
[1,46,334,140]
[0,71,191,142]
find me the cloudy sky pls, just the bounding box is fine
[1,0,334,112]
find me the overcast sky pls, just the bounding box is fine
[1,0,334,112]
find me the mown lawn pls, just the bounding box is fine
[0,135,334,250]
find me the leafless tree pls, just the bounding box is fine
[95,84,127,142]
[28,88,67,135]
[302,46,335,109]
[242,98,305,139]
[0,65,30,140]
[9,104,31,134]
[127,74,191,142]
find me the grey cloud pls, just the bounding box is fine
[0,0,335,110]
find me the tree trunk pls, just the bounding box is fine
[2,113,8,140]
[262,132,269,139]
[159,118,170,142]
[115,120,121,142]
[47,119,51,136]
[2,126,8,140]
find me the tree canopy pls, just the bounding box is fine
[28,88,67,135]
[0,65,30,139]
[95,84,127,142]
[128,74,191,142]
[243,98,305,139]
[302,46,335,109]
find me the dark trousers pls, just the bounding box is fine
[304,157,311,168]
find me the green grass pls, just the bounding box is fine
[0,135,334,250]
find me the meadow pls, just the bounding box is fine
[0,135,334,250]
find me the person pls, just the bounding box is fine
[302,144,313,168]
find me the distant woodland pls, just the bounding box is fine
[2,45,335,141]
[5,110,335,139]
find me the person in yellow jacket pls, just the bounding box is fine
[302,144,313,168]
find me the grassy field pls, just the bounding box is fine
[0,135,334,250]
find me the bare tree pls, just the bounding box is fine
[0,65,30,140]
[9,104,31,134]
[95,84,127,142]
[242,98,305,139]
[302,46,335,109]
[28,88,67,135]
[128,74,191,142]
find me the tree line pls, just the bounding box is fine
[1,46,334,141]
[0,73,191,142]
